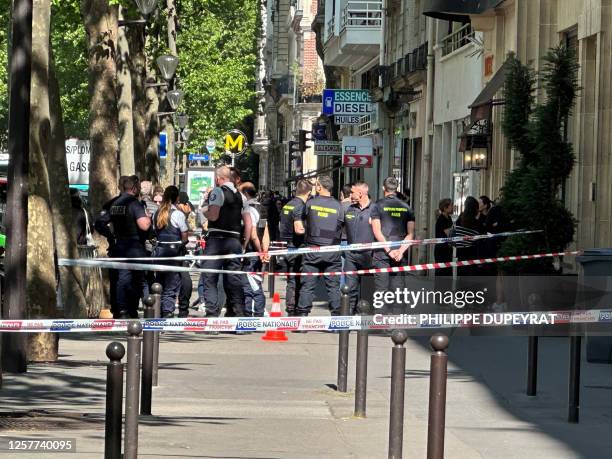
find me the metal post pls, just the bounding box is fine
[268,257,275,298]
[140,296,155,415]
[568,336,581,423]
[105,342,125,459]
[2,0,33,374]
[337,285,350,392]
[124,321,143,459]
[389,329,408,459]
[526,336,538,396]
[151,283,162,387]
[427,334,449,459]
[354,300,370,418]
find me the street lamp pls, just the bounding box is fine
[134,0,158,18]
[156,54,179,82]
[177,113,189,129]
[181,127,192,142]
[166,89,184,111]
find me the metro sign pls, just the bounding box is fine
[343,155,373,167]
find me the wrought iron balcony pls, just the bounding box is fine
[440,23,474,56]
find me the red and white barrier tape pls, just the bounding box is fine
[59,229,541,264]
[60,250,581,276]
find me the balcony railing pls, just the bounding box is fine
[341,1,383,30]
[441,23,474,56]
[326,16,335,42]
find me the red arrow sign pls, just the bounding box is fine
[343,155,373,168]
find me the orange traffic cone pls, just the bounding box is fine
[261,293,288,342]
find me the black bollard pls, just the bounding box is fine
[337,285,350,393]
[151,283,162,387]
[388,329,408,459]
[140,295,155,416]
[526,336,538,396]
[105,342,125,459]
[427,334,449,459]
[568,336,581,423]
[268,256,276,298]
[124,321,143,459]
[354,300,370,418]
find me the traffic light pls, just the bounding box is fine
[298,129,311,151]
[289,140,301,158]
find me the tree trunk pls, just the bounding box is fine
[128,20,147,179]
[27,0,58,362]
[117,6,135,176]
[160,0,177,187]
[144,72,160,183]
[48,40,89,319]
[81,0,119,217]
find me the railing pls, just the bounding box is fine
[326,16,335,42]
[341,1,383,30]
[441,23,474,56]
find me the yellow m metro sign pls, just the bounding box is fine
[224,129,248,155]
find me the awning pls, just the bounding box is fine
[423,0,504,22]
[468,58,511,122]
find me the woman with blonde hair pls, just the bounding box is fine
[153,185,189,318]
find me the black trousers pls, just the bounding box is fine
[344,251,373,314]
[298,251,342,315]
[373,249,408,315]
[277,252,302,314]
[178,271,192,317]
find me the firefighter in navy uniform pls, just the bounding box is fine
[95,175,151,318]
[344,181,375,314]
[297,175,344,316]
[370,176,415,312]
[278,179,310,315]
[201,165,252,318]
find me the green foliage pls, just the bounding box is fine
[499,46,579,273]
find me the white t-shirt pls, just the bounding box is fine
[246,200,260,228]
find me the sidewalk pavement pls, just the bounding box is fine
[0,287,611,457]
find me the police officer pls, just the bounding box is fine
[344,181,375,314]
[95,175,151,318]
[297,175,344,316]
[278,179,310,315]
[370,176,415,311]
[201,165,252,318]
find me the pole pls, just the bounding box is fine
[268,256,275,299]
[2,0,33,374]
[151,283,162,387]
[104,342,125,459]
[354,300,370,418]
[526,336,538,396]
[337,285,350,392]
[568,336,581,423]
[140,296,155,415]
[388,329,408,459]
[427,334,449,459]
[124,321,143,459]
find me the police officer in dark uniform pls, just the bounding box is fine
[344,181,375,314]
[201,165,253,318]
[95,175,151,318]
[278,179,310,315]
[297,175,344,316]
[370,176,415,310]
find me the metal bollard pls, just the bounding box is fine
[140,295,155,415]
[105,342,125,459]
[336,285,350,392]
[388,329,408,459]
[568,336,581,423]
[124,321,143,459]
[151,283,162,387]
[354,300,370,418]
[427,334,449,459]
[526,336,538,396]
[268,256,276,298]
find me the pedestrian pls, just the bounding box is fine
[297,175,344,316]
[200,165,252,319]
[240,183,266,316]
[266,192,280,242]
[452,196,482,277]
[94,175,151,318]
[140,181,157,217]
[434,198,453,277]
[344,181,375,314]
[152,186,189,318]
[277,179,310,315]
[70,187,93,246]
[370,176,416,314]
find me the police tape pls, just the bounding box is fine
[59,229,541,264]
[0,310,609,333]
[59,250,581,276]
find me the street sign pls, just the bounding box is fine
[314,140,342,156]
[159,131,167,158]
[311,121,328,140]
[65,138,90,185]
[223,129,248,155]
[334,115,362,125]
[205,138,216,154]
[188,154,210,161]
[322,89,372,117]
[342,136,373,168]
